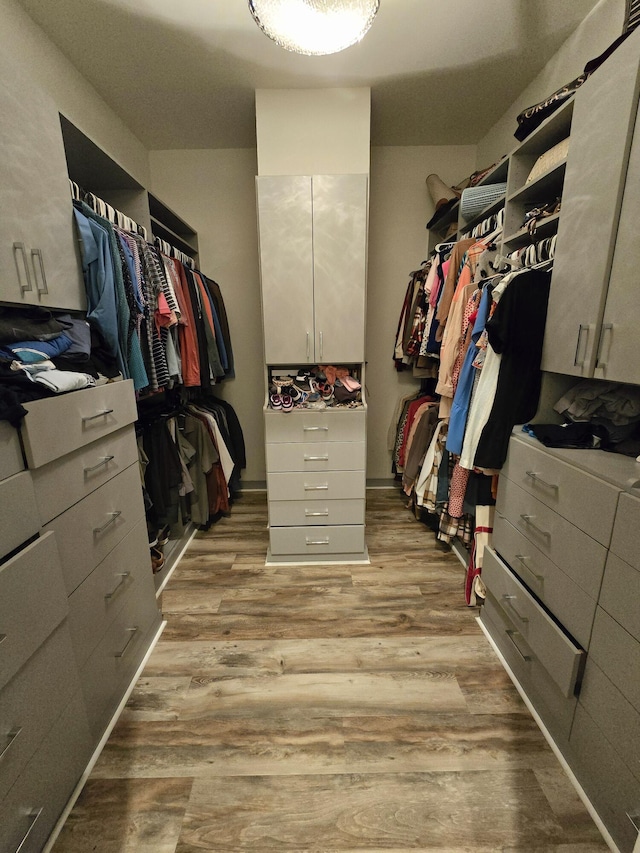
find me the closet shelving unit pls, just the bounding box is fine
[148,193,199,262]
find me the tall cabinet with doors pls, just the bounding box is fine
[257,173,369,563]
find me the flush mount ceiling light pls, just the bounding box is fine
[248,0,380,56]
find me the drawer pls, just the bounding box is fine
[269,498,365,527]
[483,547,584,698]
[579,658,640,785]
[493,514,596,648]
[480,593,577,742]
[0,690,92,853]
[266,441,365,472]
[570,704,640,853]
[0,471,39,561]
[502,435,619,546]
[0,621,81,802]
[0,420,23,479]
[270,524,365,557]
[265,408,366,443]
[81,584,161,737]
[267,470,365,502]
[68,519,158,669]
[45,462,146,595]
[31,425,139,524]
[610,491,640,571]
[589,606,640,710]
[0,532,68,691]
[496,476,606,600]
[20,379,137,468]
[600,551,640,643]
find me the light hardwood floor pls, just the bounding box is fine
[52,489,609,852]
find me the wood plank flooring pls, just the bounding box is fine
[51,489,609,852]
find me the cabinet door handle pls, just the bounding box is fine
[12,242,33,294]
[30,248,49,295]
[306,537,330,545]
[104,572,130,601]
[304,483,329,491]
[0,727,22,762]
[514,554,544,584]
[519,514,550,539]
[573,324,589,367]
[525,471,558,490]
[84,455,115,474]
[304,455,329,462]
[595,323,613,369]
[502,594,529,623]
[93,510,122,534]
[505,629,532,662]
[626,811,640,832]
[0,633,6,645]
[114,627,138,658]
[82,408,114,423]
[306,331,310,361]
[14,807,43,853]
[305,509,329,517]
[303,426,328,432]
[319,331,323,360]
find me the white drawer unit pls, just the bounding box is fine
[0,471,39,560]
[269,524,366,557]
[265,408,366,443]
[266,440,365,472]
[267,469,366,502]
[269,498,365,527]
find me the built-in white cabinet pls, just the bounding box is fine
[256,174,367,364]
[0,52,85,311]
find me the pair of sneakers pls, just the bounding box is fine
[270,392,293,412]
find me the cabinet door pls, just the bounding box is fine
[541,28,640,377]
[257,175,314,364]
[0,53,86,311]
[312,174,367,363]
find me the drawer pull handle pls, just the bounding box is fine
[84,455,115,474]
[514,554,544,584]
[502,594,529,623]
[573,324,589,367]
[93,510,122,534]
[595,323,613,369]
[306,331,310,361]
[82,408,114,423]
[303,426,329,432]
[304,455,329,462]
[525,471,558,490]
[304,484,329,491]
[519,514,550,539]
[319,330,324,360]
[105,572,130,600]
[305,509,329,517]
[306,538,330,545]
[0,727,22,762]
[14,807,43,853]
[115,626,138,658]
[626,811,640,832]
[13,242,33,294]
[505,629,532,662]
[30,247,49,295]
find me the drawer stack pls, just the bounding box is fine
[0,421,92,853]
[21,380,162,740]
[265,408,367,562]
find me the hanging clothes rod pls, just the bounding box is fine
[69,180,148,240]
[154,235,195,269]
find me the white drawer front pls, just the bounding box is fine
[265,409,365,443]
[599,551,640,645]
[502,436,619,546]
[21,379,137,468]
[0,471,39,561]
[270,524,365,556]
[0,421,23,480]
[0,532,68,691]
[266,441,365,473]
[44,461,146,595]
[267,470,365,502]
[496,476,606,601]
[483,547,584,698]
[269,499,365,527]
[493,514,596,649]
[589,606,640,710]
[610,491,640,572]
[31,425,138,524]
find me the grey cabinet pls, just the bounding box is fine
[257,174,367,364]
[0,51,85,311]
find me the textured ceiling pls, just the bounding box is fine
[17,0,603,149]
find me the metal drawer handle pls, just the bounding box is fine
[303,426,329,432]
[306,538,330,545]
[306,331,310,361]
[105,572,130,601]
[305,509,329,517]
[319,331,324,360]
[30,248,49,295]
[84,455,115,474]
[519,514,550,539]
[502,594,529,623]
[304,484,329,491]
[505,629,532,662]
[0,727,22,762]
[573,324,589,367]
[12,242,33,294]
[595,323,613,369]
[93,510,122,534]
[304,455,329,462]
[114,626,138,658]
[82,408,114,423]
[525,471,558,490]
[15,808,43,853]
[626,811,640,832]
[514,554,544,584]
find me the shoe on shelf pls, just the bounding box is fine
[281,394,294,412]
[270,393,283,410]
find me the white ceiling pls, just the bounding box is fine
[17,0,603,149]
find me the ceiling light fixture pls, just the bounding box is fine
[248,0,380,56]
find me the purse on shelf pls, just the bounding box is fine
[525,137,570,185]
